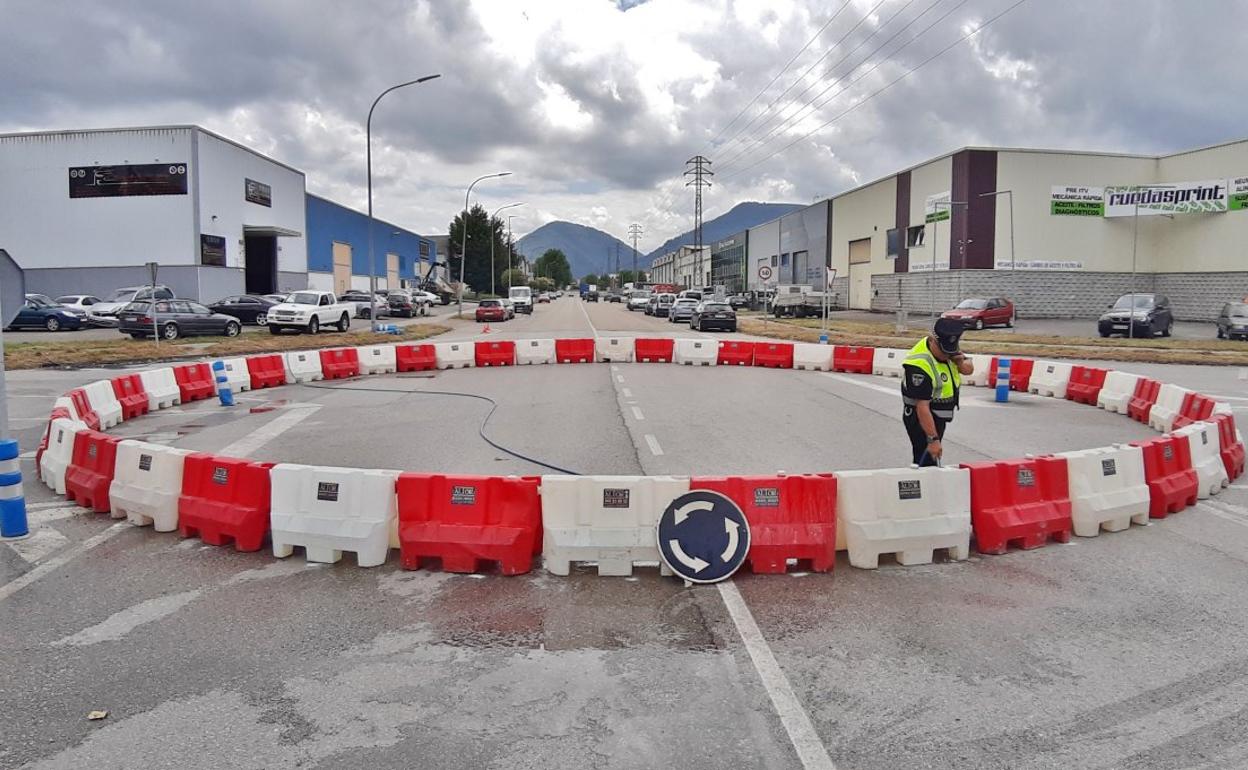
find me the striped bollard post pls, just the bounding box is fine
[995,358,1011,403]
[211,360,235,407]
[0,438,29,539]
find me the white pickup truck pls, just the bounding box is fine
[267,290,354,334]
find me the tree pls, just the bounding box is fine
[534,248,573,288]
[582,273,600,287]
[530,276,555,292]
[500,268,526,289]
[447,204,511,295]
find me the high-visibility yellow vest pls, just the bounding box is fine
[902,337,960,419]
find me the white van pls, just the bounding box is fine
[508,286,534,314]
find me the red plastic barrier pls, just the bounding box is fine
[1131,435,1199,518]
[555,338,595,363]
[963,456,1073,554]
[246,354,287,389]
[753,342,795,369]
[1172,392,1216,429]
[178,454,274,551]
[1065,366,1108,405]
[63,430,121,513]
[1212,413,1245,481]
[634,338,675,363]
[35,405,72,479]
[174,363,215,402]
[67,388,100,431]
[396,343,437,372]
[397,473,542,575]
[1127,377,1161,423]
[989,357,1035,391]
[475,340,516,367]
[718,340,755,366]
[110,374,150,420]
[691,474,837,573]
[832,345,874,374]
[318,348,360,380]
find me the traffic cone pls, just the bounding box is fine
[482,323,491,334]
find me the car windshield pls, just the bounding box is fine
[27,296,57,308]
[675,299,698,307]
[108,289,138,302]
[632,291,652,299]
[1113,295,1154,310]
[55,296,81,304]
[956,299,988,310]
[480,300,500,307]
[287,292,321,305]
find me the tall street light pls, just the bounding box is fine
[458,172,512,316]
[980,190,1015,330]
[366,74,441,325]
[507,214,521,290]
[489,202,524,296]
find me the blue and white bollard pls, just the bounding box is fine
[995,357,1011,403]
[211,360,235,407]
[0,438,29,539]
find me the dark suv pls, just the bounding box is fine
[1097,293,1174,338]
[1216,302,1248,341]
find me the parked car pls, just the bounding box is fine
[690,301,737,332]
[652,292,675,318]
[607,292,623,303]
[118,299,242,340]
[267,291,354,334]
[263,293,290,304]
[668,297,699,323]
[677,290,703,303]
[475,299,507,323]
[728,294,750,310]
[1097,293,1174,338]
[387,290,427,318]
[5,295,83,331]
[538,292,552,303]
[411,290,440,306]
[1217,301,1248,341]
[500,298,517,319]
[339,290,391,319]
[54,294,103,320]
[87,285,174,327]
[941,297,1014,330]
[208,294,280,325]
[628,290,652,312]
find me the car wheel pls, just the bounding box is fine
[45,316,61,331]
[307,316,319,335]
[269,324,281,335]
[224,321,241,338]
[256,313,267,326]
[162,322,180,341]
[1217,327,1225,339]
[974,318,984,331]
[1099,330,1110,338]
[1162,320,1173,338]
[338,313,350,332]
[1006,317,1014,328]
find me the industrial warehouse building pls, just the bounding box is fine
[0,125,437,302]
[660,138,1248,320]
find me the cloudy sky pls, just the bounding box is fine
[2,0,1244,251]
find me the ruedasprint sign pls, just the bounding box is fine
[1052,179,1245,217]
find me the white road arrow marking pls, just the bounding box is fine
[673,499,713,525]
[722,518,740,562]
[668,540,709,572]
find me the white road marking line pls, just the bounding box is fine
[644,434,664,456]
[6,526,70,563]
[611,365,619,372]
[0,523,128,603]
[631,406,645,421]
[218,404,321,458]
[25,500,79,511]
[621,387,633,398]
[1198,504,1248,528]
[51,588,204,647]
[19,450,36,459]
[26,505,90,525]
[718,581,837,770]
[824,372,1001,408]
[617,375,625,383]
[1204,393,1248,402]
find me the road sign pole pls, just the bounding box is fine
[147,261,160,346]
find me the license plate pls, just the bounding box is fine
[1112,324,1127,329]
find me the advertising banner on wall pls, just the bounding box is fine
[1050,186,1104,216]
[924,191,951,223]
[1231,177,1248,211]
[994,259,1084,270]
[1102,180,1227,217]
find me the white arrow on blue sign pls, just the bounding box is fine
[657,490,751,583]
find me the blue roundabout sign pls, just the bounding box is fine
[657,490,751,583]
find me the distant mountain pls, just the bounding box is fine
[644,202,804,261]
[516,221,635,281]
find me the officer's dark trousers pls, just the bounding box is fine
[902,406,948,466]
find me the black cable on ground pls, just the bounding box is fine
[300,382,581,475]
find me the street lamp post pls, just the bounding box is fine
[489,203,523,297]
[979,190,1015,330]
[928,200,967,318]
[366,74,441,326]
[507,214,520,290]
[458,172,512,316]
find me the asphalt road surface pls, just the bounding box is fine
[4,296,1248,769]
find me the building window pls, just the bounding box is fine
[886,228,900,257]
[419,240,430,257]
[780,253,789,268]
[771,255,778,267]
[907,224,926,248]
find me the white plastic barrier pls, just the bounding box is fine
[434,341,475,370]
[1028,360,1074,398]
[596,336,635,363]
[270,464,400,567]
[53,395,79,422]
[138,367,180,410]
[963,354,995,387]
[218,358,253,392]
[1213,401,1233,417]
[109,440,193,531]
[792,343,832,372]
[516,338,557,365]
[1171,422,1229,499]
[1056,444,1150,536]
[1097,371,1141,414]
[1149,383,1192,433]
[39,417,86,494]
[872,348,906,378]
[674,338,717,366]
[83,380,123,428]
[284,350,324,383]
[356,344,397,375]
[540,475,688,576]
[835,467,971,569]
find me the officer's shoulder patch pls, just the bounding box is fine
[910,372,926,387]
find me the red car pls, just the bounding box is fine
[941,297,1014,330]
[475,299,507,323]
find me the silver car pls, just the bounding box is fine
[668,297,699,323]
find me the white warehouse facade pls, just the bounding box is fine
[0,126,308,301]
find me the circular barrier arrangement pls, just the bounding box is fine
[25,336,1247,581]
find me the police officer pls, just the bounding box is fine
[901,318,975,466]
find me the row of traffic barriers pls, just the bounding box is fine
[26,337,1247,577]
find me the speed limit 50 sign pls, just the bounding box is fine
[757,264,773,280]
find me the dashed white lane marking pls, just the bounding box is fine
[6,526,70,563]
[52,589,204,647]
[718,580,837,770]
[218,404,321,458]
[26,505,89,525]
[621,387,633,398]
[617,375,625,384]
[644,434,664,456]
[611,365,619,372]
[824,372,1000,408]
[630,406,645,421]
[25,500,78,511]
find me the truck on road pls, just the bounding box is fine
[267,290,354,334]
[770,284,840,318]
[508,285,534,314]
